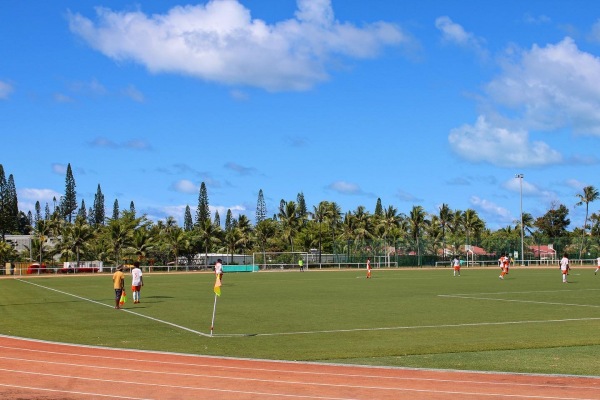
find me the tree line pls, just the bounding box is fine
[1,163,599,267]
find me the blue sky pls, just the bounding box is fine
[2,0,600,230]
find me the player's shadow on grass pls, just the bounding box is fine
[145,295,174,299]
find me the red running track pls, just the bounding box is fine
[0,335,599,399]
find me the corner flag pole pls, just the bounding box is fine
[210,292,218,337]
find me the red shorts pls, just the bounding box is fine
[453,266,460,271]
[131,285,141,292]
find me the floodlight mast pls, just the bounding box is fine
[515,174,524,266]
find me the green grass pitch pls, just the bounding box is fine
[2,267,600,375]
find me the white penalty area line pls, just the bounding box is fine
[15,279,211,337]
[439,294,600,309]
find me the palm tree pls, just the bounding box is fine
[438,203,452,259]
[407,206,429,266]
[197,219,222,269]
[351,206,373,252]
[463,209,485,265]
[66,216,95,268]
[425,215,443,257]
[106,214,139,267]
[254,219,276,267]
[129,228,155,264]
[311,201,329,263]
[378,205,402,266]
[575,185,599,259]
[327,202,342,261]
[224,227,243,263]
[278,201,300,252]
[33,219,51,264]
[164,226,186,270]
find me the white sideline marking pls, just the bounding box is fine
[16,279,211,337]
[244,317,600,337]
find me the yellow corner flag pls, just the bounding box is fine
[214,276,222,297]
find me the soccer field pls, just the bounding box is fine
[2,267,600,375]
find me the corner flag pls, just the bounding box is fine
[213,276,222,297]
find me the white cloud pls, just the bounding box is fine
[18,188,63,216]
[54,93,74,103]
[211,204,247,220]
[19,188,62,203]
[52,163,68,175]
[68,0,408,91]
[565,178,586,190]
[448,115,563,167]
[449,37,600,167]
[171,179,198,194]
[470,196,513,224]
[224,162,256,175]
[122,85,145,102]
[590,19,600,43]
[396,189,422,203]
[434,16,487,57]
[88,136,151,150]
[69,78,107,96]
[0,80,14,99]
[522,14,551,25]
[124,139,152,150]
[503,177,542,196]
[486,37,600,135]
[327,180,361,195]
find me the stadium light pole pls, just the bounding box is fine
[515,174,524,266]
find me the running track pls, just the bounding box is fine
[1,335,599,399]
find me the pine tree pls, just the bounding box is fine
[195,182,210,227]
[0,165,6,239]
[256,189,267,224]
[112,199,119,220]
[213,210,221,227]
[34,201,42,226]
[92,184,105,226]
[6,174,19,233]
[44,203,50,220]
[296,192,307,219]
[183,206,193,231]
[63,163,77,222]
[225,209,233,232]
[87,207,94,225]
[374,198,383,217]
[78,199,87,220]
[129,201,136,216]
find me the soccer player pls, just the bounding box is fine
[499,253,509,280]
[452,256,461,276]
[215,258,223,282]
[595,256,600,275]
[112,265,125,309]
[366,258,371,279]
[131,262,144,304]
[560,253,569,283]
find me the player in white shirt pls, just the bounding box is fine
[131,262,144,304]
[452,257,461,276]
[560,254,569,283]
